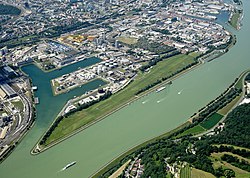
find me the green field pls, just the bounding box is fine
[200,113,223,130]
[191,168,215,178]
[218,95,241,115]
[229,11,241,29]
[11,100,24,112]
[177,112,223,138]
[177,125,206,138]
[42,53,198,146]
[117,36,138,45]
[180,164,191,178]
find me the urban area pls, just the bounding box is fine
[0,0,243,173]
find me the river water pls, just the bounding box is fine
[0,1,249,177]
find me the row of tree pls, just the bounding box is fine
[136,61,198,95]
[213,145,250,158]
[221,154,250,172]
[99,91,250,177]
[139,50,181,72]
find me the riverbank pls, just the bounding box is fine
[0,82,36,163]
[92,68,249,178]
[31,53,200,154]
[229,9,243,30]
[33,31,237,154]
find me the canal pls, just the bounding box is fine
[0,1,249,177]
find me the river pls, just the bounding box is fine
[0,1,249,177]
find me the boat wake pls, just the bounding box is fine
[157,97,167,103]
[142,100,149,104]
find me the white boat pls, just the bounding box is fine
[62,161,76,171]
[156,86,166,93]
[178,89,183,95]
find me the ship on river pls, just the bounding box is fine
[156,86,166,93]
[62,161,76,171]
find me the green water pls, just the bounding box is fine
[0,1,250,177]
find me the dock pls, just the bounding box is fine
[34,97,39,104]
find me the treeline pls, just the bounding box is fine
[213,145,250,159]
[40,21,92,38]
[64,91,112,117]
[245,72,250,82]
[98,101,250,178]
[39,91,112,145]
[210,103,250,149]
[152,28,171,35]
[129,37,175,54]
[0,4,21,15]
[97,90,250,178]
[140,50,181,72]
[135,61,198,95]
[175,83,242,138]
[0,144,16,163]
[140,138,215,176]
[135,80,161,95]
[221,154,250,172]
[196,87,241,123]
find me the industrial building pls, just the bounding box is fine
[0,83,17,98]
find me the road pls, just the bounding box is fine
[0,78,33,157]
[194,71,249,138]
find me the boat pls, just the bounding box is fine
[178,89,183,95]
[62,161,76,171]
[156,86,166,93]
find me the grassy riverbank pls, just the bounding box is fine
[229,11,241,30]
[39,53,199,148]
[92,70,249,178]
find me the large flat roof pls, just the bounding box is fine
[0,83,16,97]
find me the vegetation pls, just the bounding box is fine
[200,113,223,130]
[229,10,242,29]
[39,53,197,148]
[177,125,206,137]
[117,36,138,45]
[96,103,250,178]
[211,103,250,149]
[218,95,241,115]
[180,164,191,178]
[129,37,175,54]
[0,4,21,15]
[152,28,171,35]
[94,69,250,178]
[0,22,92,48]
[39,91,112,146]
[139,50,182,72]
[176,78,242,138]
[221,154,250,172]
[191,168,215,178]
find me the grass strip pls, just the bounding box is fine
[43,53,197,146]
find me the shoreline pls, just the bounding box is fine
[30,54,206,155]
[30,17,237,155]
[91,69,250,178]
[31,35,236,154]
[0,88,36,163]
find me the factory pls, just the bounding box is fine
[0,83,17,99]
